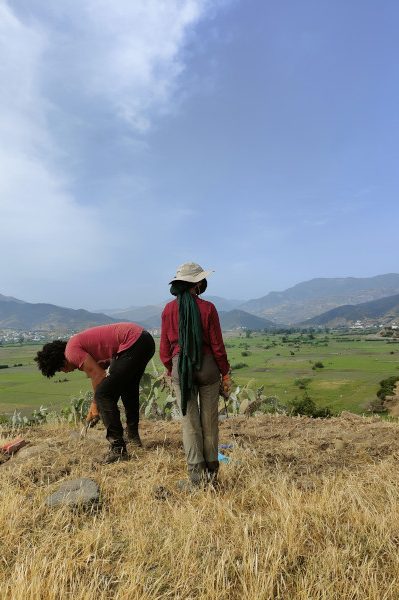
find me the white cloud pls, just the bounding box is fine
[0,4,107,290]
[27,0,217,131]
[0,1,221,301]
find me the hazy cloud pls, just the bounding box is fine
[0,1,221,302]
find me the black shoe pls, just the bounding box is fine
[100,446,128,465]
[126,426,143,447]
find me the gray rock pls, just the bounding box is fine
[46,478,100,508]
[15,444,46,460]
[2,443,49,470]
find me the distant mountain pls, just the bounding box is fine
[300,293,399,328]
[202,296,244,312]
[0,293,26,304]
[106,304,276,331]
[240,274,399,324]
[4,273,399,332]
[104,296,244,329]
[0,295,118,331]
[219,310,278,331]
[108,304,165,326]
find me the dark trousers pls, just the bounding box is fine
[95,330,155,447]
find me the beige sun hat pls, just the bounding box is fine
[169,262,214,284]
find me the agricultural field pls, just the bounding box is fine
[224,332,399,413]
[0,333,398,416]
[0,344,91,416]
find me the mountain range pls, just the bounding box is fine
[239,273,399,323]
[101,274,399,327]
[0,294,116,331]
[0,294,273,332]
[301,293,399,328]
[2,273,399,332]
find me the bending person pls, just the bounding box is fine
[35,322,155,463]
[160,262,231,488]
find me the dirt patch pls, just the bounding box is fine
[313,380,349,389]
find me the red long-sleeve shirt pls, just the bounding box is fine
[160,297,230,376]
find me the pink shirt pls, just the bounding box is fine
[65,323,143,369]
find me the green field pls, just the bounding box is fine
[225,332,399,413]
[0,333,398,416]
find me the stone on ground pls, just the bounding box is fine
[46,478,100,508]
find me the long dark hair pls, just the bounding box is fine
[170,280,203,415]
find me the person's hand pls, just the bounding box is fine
[86,400,100,427]
[220,374,232,398]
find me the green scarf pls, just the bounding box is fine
[170,281,203,415]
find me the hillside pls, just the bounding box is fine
[0,296,117,331]
[107,304,274,331]
[240,273,399,323]
[108,304,165,329]
[219,309,277,330]
[107,296,244,329]
[1,414,399,599]
[301,293,399,327]
[4,273,399,331]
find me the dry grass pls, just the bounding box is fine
[1,415,399,599]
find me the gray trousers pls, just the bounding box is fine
[172,354,220,478]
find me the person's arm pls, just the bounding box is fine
[159,309,173,375]
[81,354,107,391]
[208,304,230,376]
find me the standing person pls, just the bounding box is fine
[160,262,231,488]
[35,323,155,463]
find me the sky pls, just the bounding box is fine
[1,0,398,310]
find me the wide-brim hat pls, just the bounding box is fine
[169,262,214,284]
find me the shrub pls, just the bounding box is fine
[294,378,311,390]
[312,361,324,370]
[231,362,248,370]
[288,393,332,418]
[376,376,399,401]
[241,351,251,357]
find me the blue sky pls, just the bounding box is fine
[1,0,398,309]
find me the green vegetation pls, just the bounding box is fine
[0,343,91,415]
[376,376,399,401]
[1,332,399,417]
[288,393,333,418]
[224,331,399,414]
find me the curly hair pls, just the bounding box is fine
[34,340,68,378]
